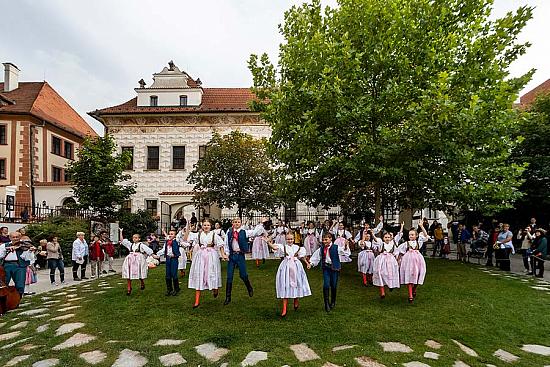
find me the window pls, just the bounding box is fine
[284,202,297,223]
[52,166,62,182]
[145,199,157,217]
[179,95,188,106]
[121,200,132,213]
[150,96,158,106]
[121,147,134,170]
[0,125,6,145]
[52,136,62,155]
[147,146,160,170]
[172,146,185,169]
[0,159,6,179]
[64,170,70,182]
[64,141,73,159]
[199,145,207,160]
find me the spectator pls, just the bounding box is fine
[456,223,471,263]
[495,223,514,271]
[71,232,87,281]
[101,231,116,274]
[471,225,489,252]
[20,207,29,223]
[517,226,534,273]
[0,226,10,243]
[46,235,64,285]
[80,235,89,280]
[0,232,33,296]
[428,220,438,237]
[448,221,459,245]
[89,235,104,278]
[432,224,444,257]
[530,229,547,278]
[486,222,501,267]
[190,212,198,226]
[529,217,537,232]
[147,233,159,253]
[23,245,37,295]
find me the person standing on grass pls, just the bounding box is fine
[220,217,265,305]
[274,220,288,245]
[100,231,116,274]
[71,232,87,281]
[89,235,104,279]
[330,220,353,263]
[456,223,471,263]
[530,229,547,278]
[397,222,428,303]
[251,219,271,268]
[309,232,349,312]
[46,236,64,285]
[176,225,190,277]
[302,221,319,259]
[517,226,534,273]
[155,229,181,297]
[268,232,311,317]
[433,223,445,257]
[357,230,381,287]
[495,223,514,271]
[373,224,403,299]
[120,229,153,296]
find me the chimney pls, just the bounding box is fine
[3,63,20,92]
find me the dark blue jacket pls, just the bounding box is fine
[226,229,249,253]
[162,239,181,258]
[320,243,341,271]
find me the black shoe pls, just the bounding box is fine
[81,277,89,280]
[323,288,331,312]
[140,284,145,290]
[244,278,254,297]
[165,291,172,296]
[330,287,337,309]
[73,278,81,281]
[102,270,107,274]
[224,283,232,305]
[109,270,116,273]
[172,289,180,296]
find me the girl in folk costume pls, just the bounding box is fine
[24,243,38,295]
[268,232,312,317]
[186,219,225,308]
[176,227,190,277]
[373,222,404,299]
[397,222,428,303]
[120,229,153,295]
[252,220,271,268]
[315,220,330,245]
[331,221,353,263]
[357,231,382,286]
[213,222,226,245]
[302,221,319,258]
[274,220,289,245]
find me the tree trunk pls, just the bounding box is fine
[374,183,382,220]
[238,206,243,220]
[399,208,413,230]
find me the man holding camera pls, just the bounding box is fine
[0,232,34,296]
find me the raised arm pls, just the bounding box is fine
[309,248,321,268]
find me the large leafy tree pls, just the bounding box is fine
[249,0,533,219]
[66,135,135,219]
[187,131,277,219]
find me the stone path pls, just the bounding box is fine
[79,350,107,365]
[355,356,386,367]
[32,359,59,367]
[159,352,187,366]
[493,349,519,363]
[521,344,550,356]
[332,344,356,352]
[112,349,148,367]
[241,351,268,366]
[403,362,430,367]
[5,354,31,366]
[55,322,85,336]
[424,340,441,349]
[423,352,439,360]
[195,343,230,362]
[452,340,478,357]
[155,339,185,346]
[290,343,320,362]
[52,333,96,350]
[379,342,413,353]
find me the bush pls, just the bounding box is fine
[117,209,158,240]
[25,216,90,264]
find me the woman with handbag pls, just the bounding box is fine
[47,236,65,285]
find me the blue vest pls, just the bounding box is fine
[164,239,181,258]
[227,229,249,253]
[320,243,341,271]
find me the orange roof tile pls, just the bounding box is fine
[520,79,550,106]
[0,82,97,138]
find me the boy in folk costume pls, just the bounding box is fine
[252,220,271,268]
[302,221,319,259]
[330,221,353,263]
[373,223,404,299]
[357,231,382,286]
[155,230,181,296]
[186,219,225,308]
[396,222,428,303]
[220,217,266,305]
[119,229,153,296]
[309,233,350,312]
[268,232,312,317]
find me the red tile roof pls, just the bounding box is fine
[91,88,257,115]
[0,82,97,138]
[520,79,550,106]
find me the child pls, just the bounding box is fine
[155,229,181,296]
[397,222,428,303]
[269,232,311,317]
[373,223,403,299]
[331,221,353,262]
[357,231,381,286]
[252,220,271,268]
[176,226,190,277]
[274,220,288,245]
[302,222,319,258]
[120,229,153,295]
[89,235,104,279]
[24,242,38,295]
[186,219,224,308]
[309,233,349,312]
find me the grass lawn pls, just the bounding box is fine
[1,258,549,366]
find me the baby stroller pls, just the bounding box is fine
[467,239,487,264]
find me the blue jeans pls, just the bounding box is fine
[165,257,179,280]
[322,267,339,290]
[226,252,248,284]
[48,258,65,283]
[3,262,26,295]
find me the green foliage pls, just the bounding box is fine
[65,135,135,219]
[117,209,158,239]
[187,131,277,218]
[25,216,90,263]
[249,0,533,216]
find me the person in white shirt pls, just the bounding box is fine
[0,232,34,296]
[120,229,153,295]
[71,232,87,281]
[398,223,428,303]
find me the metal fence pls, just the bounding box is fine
[219,210,342,226]
[0,201,96,223]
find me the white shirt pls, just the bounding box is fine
[72,238,87,261]
[272,243,306,258]
[188,231,224,249]
[0,243,35,262]
[121,239,153,256]
[225,224,264,253]
[309,243,350,267]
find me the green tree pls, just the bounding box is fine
[249,0,533,219]
[187,131,276,219]
[118,209,158,239]
[66,135,135,219]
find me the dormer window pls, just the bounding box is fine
[150,96,158,106]
[179,95,188,106]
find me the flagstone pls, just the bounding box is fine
[54,292,67,296]
[322,363,341,367]
[112,349,148,367]
[220,364,229,367]
[41,296,52,300]
[493,349,519,363]
[36,324,49,333]
[241,351,268,366]
[55,322,85,336]
[354,356,386,367]
[332,344,357,352]
[32,359,59,367]
[1,337,32,349]
[486,364,497,367]
[423,352,439,360]
[9,321,29,330]
[154,339,185,346]
[425,340,442,349]
[0,331,21,341]
[521,344,550,356]
[94,291,106,294]
[52,332,96,350]
[51,314,75,321]
[452,340,478,357]
[379,342,413,353]
[79,350,107,365]
[20,343,39,351]
[195,343,230,362]
[159,353,187,366]
[530,286,549,291]
[453,361,470,367]
[403,362,431,367]
[290,343,320,362]
[0,322,5,328]
[42,300,60,305]
[19,308,48,316]
[57,305,81,312]
[5,354,31,366]
[18,302,30,307]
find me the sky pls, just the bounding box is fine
[1,0,548,135]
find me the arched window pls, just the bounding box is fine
[62,197,76,207]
